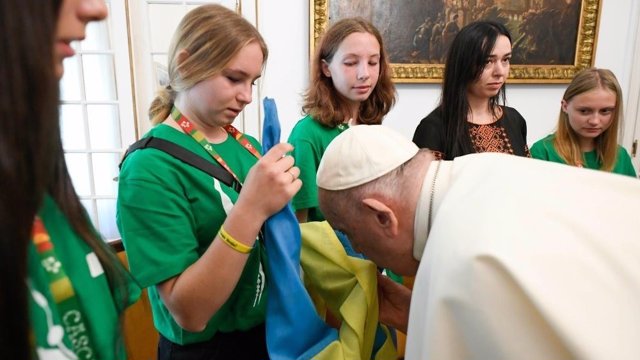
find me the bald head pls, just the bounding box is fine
[318,149,435,275]
[316,125,437,274]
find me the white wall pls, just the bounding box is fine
[258,0,640,149]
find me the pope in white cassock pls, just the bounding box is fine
[316,125,640,360]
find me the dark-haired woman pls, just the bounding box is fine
[0,0,140,359]
[413,21,530,160]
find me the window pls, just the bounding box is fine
[60,1,136,240]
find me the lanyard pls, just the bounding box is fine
[171,106,261,183]
[32,217,97,360]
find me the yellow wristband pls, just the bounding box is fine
[218,226,253,254]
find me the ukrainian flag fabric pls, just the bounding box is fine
[261,98,396,360]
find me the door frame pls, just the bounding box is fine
[622,0,640,173]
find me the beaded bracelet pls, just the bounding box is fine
[218,226,253,254]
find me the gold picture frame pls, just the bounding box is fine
[310,0,602,84]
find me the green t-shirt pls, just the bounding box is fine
[117,124,267,345]
[287,115,349,221]
[29,194,140,360]
[531,134,637,177]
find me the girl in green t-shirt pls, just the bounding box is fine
[117,4,301,359]
[288,18,397,223]
[531,68,637,177]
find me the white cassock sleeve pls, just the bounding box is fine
[406,153,640,360]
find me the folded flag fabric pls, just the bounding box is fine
[261,97,396,360]
[299,221,397,360]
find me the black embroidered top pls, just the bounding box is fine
[412,106,531,160]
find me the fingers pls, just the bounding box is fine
[377,273,406,295]
[260,143,300,184]
[263,142,294,162]
[377,273,395,291]
[236,143,302,220]
[261,143,296,175]
[286,166,300,183]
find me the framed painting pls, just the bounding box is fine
[310,0,602,83]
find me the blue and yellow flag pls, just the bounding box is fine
[261,98,396,360]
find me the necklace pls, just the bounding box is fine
[427,160,441,231]
[413,159,442,261]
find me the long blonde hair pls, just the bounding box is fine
[148,4,268,124]
[554,68,623,171]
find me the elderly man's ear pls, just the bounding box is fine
[361,198,399,238]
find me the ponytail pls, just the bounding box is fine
[149,4,267,126]
[148,85,176,124]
